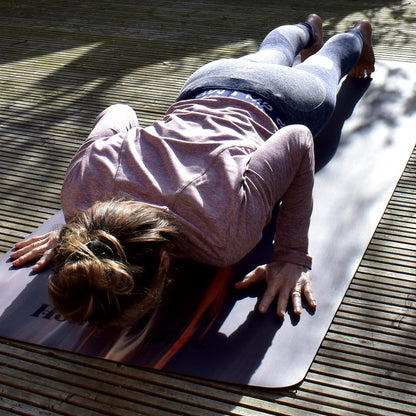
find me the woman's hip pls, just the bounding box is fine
[178,59,335,135]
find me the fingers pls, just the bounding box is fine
[235,264,280,314]
[259,278,282,314]
[13,234,49,250]
[291,272,316,315]
[303,278,317,309]
[12,234,48,253]
[234,265,266,290]
[275,285,292,317]
[291,289,303,315]
[32,249,55,272]
[10,244,44,268]
[10,232,57,271]
[235,262,317,318]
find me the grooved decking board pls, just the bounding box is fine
[1,1,415,415]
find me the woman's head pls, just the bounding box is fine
[49,199,179,326]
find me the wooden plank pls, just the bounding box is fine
[302,373,416,416]
[1,1,416,415]
[0,340,302,416]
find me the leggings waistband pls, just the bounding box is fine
[193,89,286,128]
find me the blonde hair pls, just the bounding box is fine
[49,199,179,326]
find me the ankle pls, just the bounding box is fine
[298,22,316,49]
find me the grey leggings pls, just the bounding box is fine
[178,22,364,136]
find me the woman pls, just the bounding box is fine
[10,14,375,326]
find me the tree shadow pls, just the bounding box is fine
[1,1,416,412]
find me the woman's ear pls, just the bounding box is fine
[160,250,170,271]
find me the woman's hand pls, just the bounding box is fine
[235,261,316,317]
[10,230,60,272]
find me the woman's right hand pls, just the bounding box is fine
[10,230,60,272]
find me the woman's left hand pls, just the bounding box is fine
[235,261,316,317]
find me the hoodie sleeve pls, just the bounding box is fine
[244,124,315,268]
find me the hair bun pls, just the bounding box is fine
[86,240,114,259]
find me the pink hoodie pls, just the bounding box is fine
[61,98,314,268]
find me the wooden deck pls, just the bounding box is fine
[0,1,415,414]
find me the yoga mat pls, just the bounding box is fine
[0,60,414,388]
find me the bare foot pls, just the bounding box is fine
[301,14,324,62]
[348,20,375,78]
